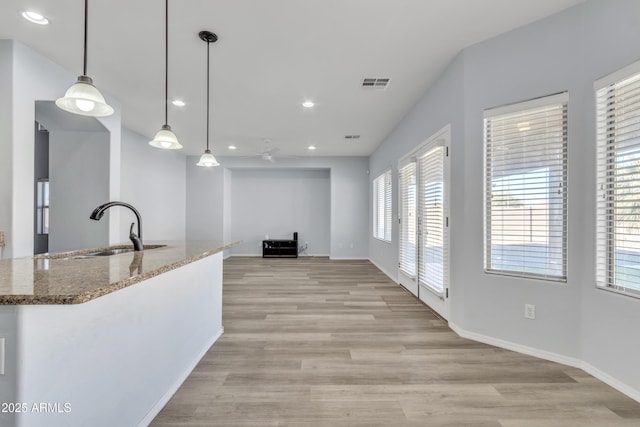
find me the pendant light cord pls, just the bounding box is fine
[206,39,211,151]
[164,0,169,125]
[83,0,88,76]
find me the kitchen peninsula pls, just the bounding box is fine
[0,240,240,427]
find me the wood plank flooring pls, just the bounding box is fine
[151,257,640,426]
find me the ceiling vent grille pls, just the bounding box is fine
[362,78,390,90]
[344,135,361,140]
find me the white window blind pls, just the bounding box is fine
[596,63,640,297]
[484,93,568,281]
[399,162,417,276]
[419,146,446,293]
[373,170,392,241]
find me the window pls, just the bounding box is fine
[36,179,50,235]
[420,145,446,293]
[484,93,568,281]
[399,162,417,275]
[397,126,450,306]
[373,169,392,241]
[596,61,640,297]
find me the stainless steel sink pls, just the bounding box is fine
[70,248,137,258]
[36,244,167,260]
[69,244,166,259]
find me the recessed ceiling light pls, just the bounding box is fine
[302,101,314,108]
[228,145,237,150]
[22,11,49,25]
[308,145,317,150]
[172,99,185,107]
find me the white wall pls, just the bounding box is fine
[0,41,182,255]
[187,156,369,259]
[49,131,110,252]
[185,160,228,242]
[3,253,223,427]
[368,0,640,400]
[0,41,12,260]
[120,128,186,242]
[577,0,640,400]
[0,40,121,258]
[230,169,330,256]
[369,52,465,290]
[0,307,18,427]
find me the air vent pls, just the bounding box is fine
[362,78,390,90]
[344,135,361,140]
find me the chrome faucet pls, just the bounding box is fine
[89,201,144,251]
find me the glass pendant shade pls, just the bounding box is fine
[56,75,114,117]
[149,124,183,149]
[150,0,182,150]
[196,149,219,167]
[196,30,220,168]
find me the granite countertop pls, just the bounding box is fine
[0,240,241,305]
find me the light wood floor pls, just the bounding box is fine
[151,257,640,426]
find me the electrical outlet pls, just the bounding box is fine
[524,304,536,319]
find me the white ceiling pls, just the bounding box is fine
[0,0,584,157]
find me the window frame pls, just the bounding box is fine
[595,59,640,299]
[483,92,569,282]
[373,169,392,242]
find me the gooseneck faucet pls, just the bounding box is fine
[89,201,144,251]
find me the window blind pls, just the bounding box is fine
[484,93,568,281]
[419,146,446,293]
[373,170,392,241]
[596,65,640,296]
[399,162,417,276]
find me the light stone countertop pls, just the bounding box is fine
[0,240,241,305]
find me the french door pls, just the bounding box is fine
[398,126,450,319]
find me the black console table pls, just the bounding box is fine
[263,232,298,258]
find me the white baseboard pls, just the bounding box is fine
[138,327,224,426]
[368,258,398,283]
[329,256,369,260]
[581,361,640,403]
[449,322,581,367]
[449,322,640,403]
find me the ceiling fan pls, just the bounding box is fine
[243,139,282,162]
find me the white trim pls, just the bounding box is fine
[449,322,581,367]
[372,166,392,178]
[372,236,392,244]
[581,361,640,403]
[330,256,369,260]
[137,327,224,427]
[398,124,451,165]
[449,322,640,403]
[484,91,568,118]
[594,58,640,90]
[368,257,398,283]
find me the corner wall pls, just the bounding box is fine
[120,128,186,242]
[0,40,121,258]
[0,41,13,259]
[368,0,640,400]
[186,156,369,259]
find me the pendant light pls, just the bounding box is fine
[55,0,114,117]
[196,31,220,168]
[149,0,182,150]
